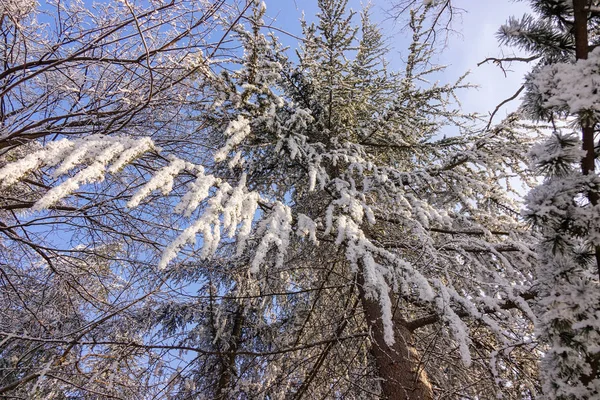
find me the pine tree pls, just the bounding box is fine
[499,1,600,398]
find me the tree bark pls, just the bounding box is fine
[215,306,245,399]
[574,1,596,178]
[357,271,434,400]
[572,0,600,387]
[573,0,600,280]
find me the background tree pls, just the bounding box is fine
[0,0,250,397]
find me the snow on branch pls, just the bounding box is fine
[0,132,328,278]
[214,116,252,162]
[529,47,600,120]
[0,135,155,211]
[0,135,265,271]
[127,158,189,208]
[250,201,293,274]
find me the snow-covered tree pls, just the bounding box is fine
[498,0,600,398]
[0,0,249,397]
[1,0,543,398]
[161,2,540,397]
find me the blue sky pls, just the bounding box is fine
[263,0,532,122]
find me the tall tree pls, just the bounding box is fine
[499,0,600,398]
[0,0,542,398]
[162,2,541,397]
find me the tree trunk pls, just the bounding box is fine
[572,0,600,387]
[574,0,596,179]
[357,271,434,400]
[573,0,600,280]
[215,306,245,399]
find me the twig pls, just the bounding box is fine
[486,84,525,130]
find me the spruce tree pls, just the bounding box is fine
[168,2,542,397]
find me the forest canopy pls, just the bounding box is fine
[0,0,599,399]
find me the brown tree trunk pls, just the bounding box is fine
[573,0,600,280]
[215,306,245,399]
[574,0,596,179]
[572,0,600,386]
[357,271,434,400]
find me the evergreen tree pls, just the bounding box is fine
[499,1,600,398]
[158,2,542,397]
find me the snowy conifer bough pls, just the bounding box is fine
[499,0,600,398]
[0,0,542,398]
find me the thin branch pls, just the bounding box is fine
[486,84,525,130]
[406,291,537,331]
